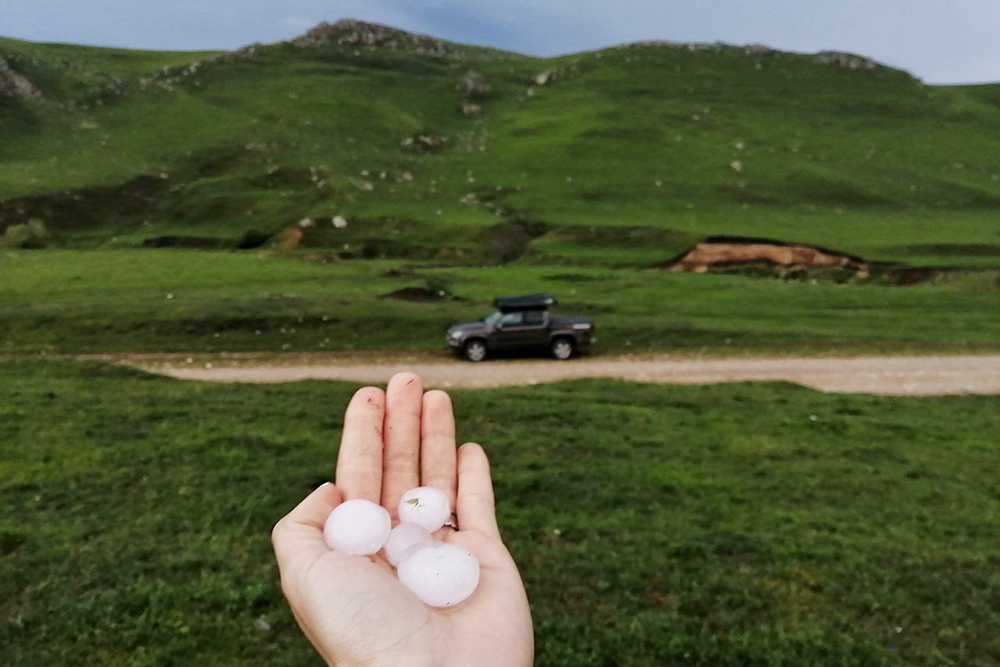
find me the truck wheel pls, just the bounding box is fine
[551,337,574,360]
[463,340,487,362]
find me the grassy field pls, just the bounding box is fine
[1,358,998,666]
[2,22,999,667]
[2,249,999,356]
[3,23,999,360]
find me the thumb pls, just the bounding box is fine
[272,482,342,571]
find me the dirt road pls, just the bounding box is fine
[134,354,1000,395]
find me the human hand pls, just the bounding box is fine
[272,372,534,667]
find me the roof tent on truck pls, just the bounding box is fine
[492,293,558,311]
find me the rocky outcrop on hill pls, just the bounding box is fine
[659,237,869,275]
[294,19,456,57]
[0,54,41,100]
[607,41,909,78]
[145,20,459,91]
[815,51,878,70]
[614,41,776,57]
[141,43,265,92]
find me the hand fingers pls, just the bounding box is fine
[420,390,458,510]
[335,386,385,502]
[380,372,423,514]
[272,482,342,570]
[456,442,500,539]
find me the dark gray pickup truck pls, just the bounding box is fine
[446,293,596,361]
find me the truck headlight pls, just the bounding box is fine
[450,331,463,339]
[571,323,592,330]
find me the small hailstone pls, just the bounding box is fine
[397,543,480,607]
[397,487,451,532]
[323,499,391,556]
[384,523,433,567]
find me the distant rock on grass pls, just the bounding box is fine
[400,131,448,153]
[458,70,491,99]
[0,55,41,100]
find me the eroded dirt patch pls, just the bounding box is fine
[660,236,869,274]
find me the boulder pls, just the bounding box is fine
[0,55,41,100]
[458,70,491,99]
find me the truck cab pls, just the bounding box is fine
[446,293,596,362]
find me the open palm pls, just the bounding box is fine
[272,372,534,667]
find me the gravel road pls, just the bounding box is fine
[135,354,1000,395]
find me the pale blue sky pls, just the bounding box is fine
[3,0,998,84]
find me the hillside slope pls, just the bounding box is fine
[2,20,1000,266]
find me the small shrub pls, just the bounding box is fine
[0,523,28,555]
[2,218,51,249]
[235,229,273,249]
[481,223,530,264]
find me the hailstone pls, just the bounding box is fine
[323,499,391,556]
[397,543,480,607]
[397,486,451,532]
[384,522,434,567]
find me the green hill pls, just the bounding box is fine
[2,21,999,356]
[3,20,1000,266]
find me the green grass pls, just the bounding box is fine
[1,359,998,665]
[1,249,999,356]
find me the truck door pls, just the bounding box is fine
[495,309,548,350]
[493,311,524,350]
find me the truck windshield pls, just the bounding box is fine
[483,311,502,326]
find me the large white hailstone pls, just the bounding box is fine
[397,486,451,532]
[397,543,480,607]
[323,499,391,556]
[384,523,433,567]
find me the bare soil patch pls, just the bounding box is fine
[659,236,868,274]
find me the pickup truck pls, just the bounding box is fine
[445,293,596,361]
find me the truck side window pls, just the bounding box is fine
[500,312,524,327]
[522,310,544,326]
